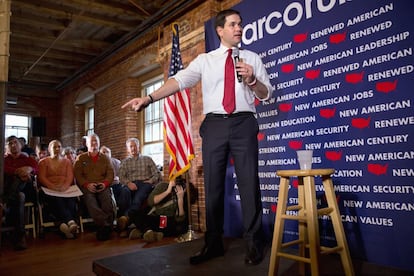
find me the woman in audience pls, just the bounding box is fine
[62,146,77,164]
[38,140,79,239]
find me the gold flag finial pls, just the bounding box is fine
[172,22,179,36]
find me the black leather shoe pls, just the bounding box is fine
[96,226,112,241]
[189,244,224,265]
[14,236,27,251]
[244,244,264,265]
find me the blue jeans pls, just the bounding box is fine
[4,177,36,239]
[112,181,154,218]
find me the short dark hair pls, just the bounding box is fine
[6,135,18,143]
[214,9,241,30]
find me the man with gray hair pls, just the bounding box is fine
[116,138,161,237]
[74,133,114,241]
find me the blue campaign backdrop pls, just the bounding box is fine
[204,0,414,272]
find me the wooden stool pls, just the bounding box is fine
[268,169,354,276]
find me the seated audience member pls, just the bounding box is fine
[100,146,124,234]
[38,140,78,239]
[3,135,39,250]
[18,137,36,158]
[73,133,114,241]
[62,146,77,164]
[36,143,49,161]
[76,136,88,155]
[100,146,121,183]
[129,179,188,242]
[116,138,161,235]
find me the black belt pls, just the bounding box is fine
[206,112,254,118]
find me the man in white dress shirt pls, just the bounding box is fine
[122,9,273,266]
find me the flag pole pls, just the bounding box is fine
[176,171,199,242]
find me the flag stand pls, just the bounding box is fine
[176,172,199,242]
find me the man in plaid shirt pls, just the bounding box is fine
[115,137,161,236]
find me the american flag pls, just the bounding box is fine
[163,23,194,180]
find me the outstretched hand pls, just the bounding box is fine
[121,97,148,112]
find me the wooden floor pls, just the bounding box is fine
[0,227,179,276]
[1,227,412,276]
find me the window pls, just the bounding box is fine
[5,114,29,140]
[142,77,164,168]
[86,106,94,135]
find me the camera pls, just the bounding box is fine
[175,178,186,189]
[95,183,104,189]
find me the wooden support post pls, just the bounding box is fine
[0,0,11,249]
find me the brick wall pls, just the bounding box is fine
[95,78,143,160]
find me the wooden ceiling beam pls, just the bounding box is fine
[13,74,66,85]
[10,54,84,68]
[10,59,83,71]
[11,32,109,55]
[10,46,96,62]
[6,84,58,98]
[10,41,95,60]
[67,0,148,19]
[128,0,151,16]
[10,13,67,32]
[9,65,74,78]
[11,45,93,63]
[12,0,142,31]
[71,13,137,32]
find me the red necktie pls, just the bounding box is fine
[223,49,235,114]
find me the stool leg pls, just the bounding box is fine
[24,203,36,239]
[268,176,290,276]
[297,177,306,275]
[80,216,85,233]
[303,175,320,276]
[31,205,36,238]
[322,176,354,276]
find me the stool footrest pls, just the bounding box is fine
[321,245,343,254]
[281,239,305,248]
[41,222,55,227]
[277,252,311,264]
[286,205,302,211]
[317,207,333,216]
[281,214,307,221]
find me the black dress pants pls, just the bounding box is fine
[200,113,263,246]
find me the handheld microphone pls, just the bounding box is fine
[232,47,243,83]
